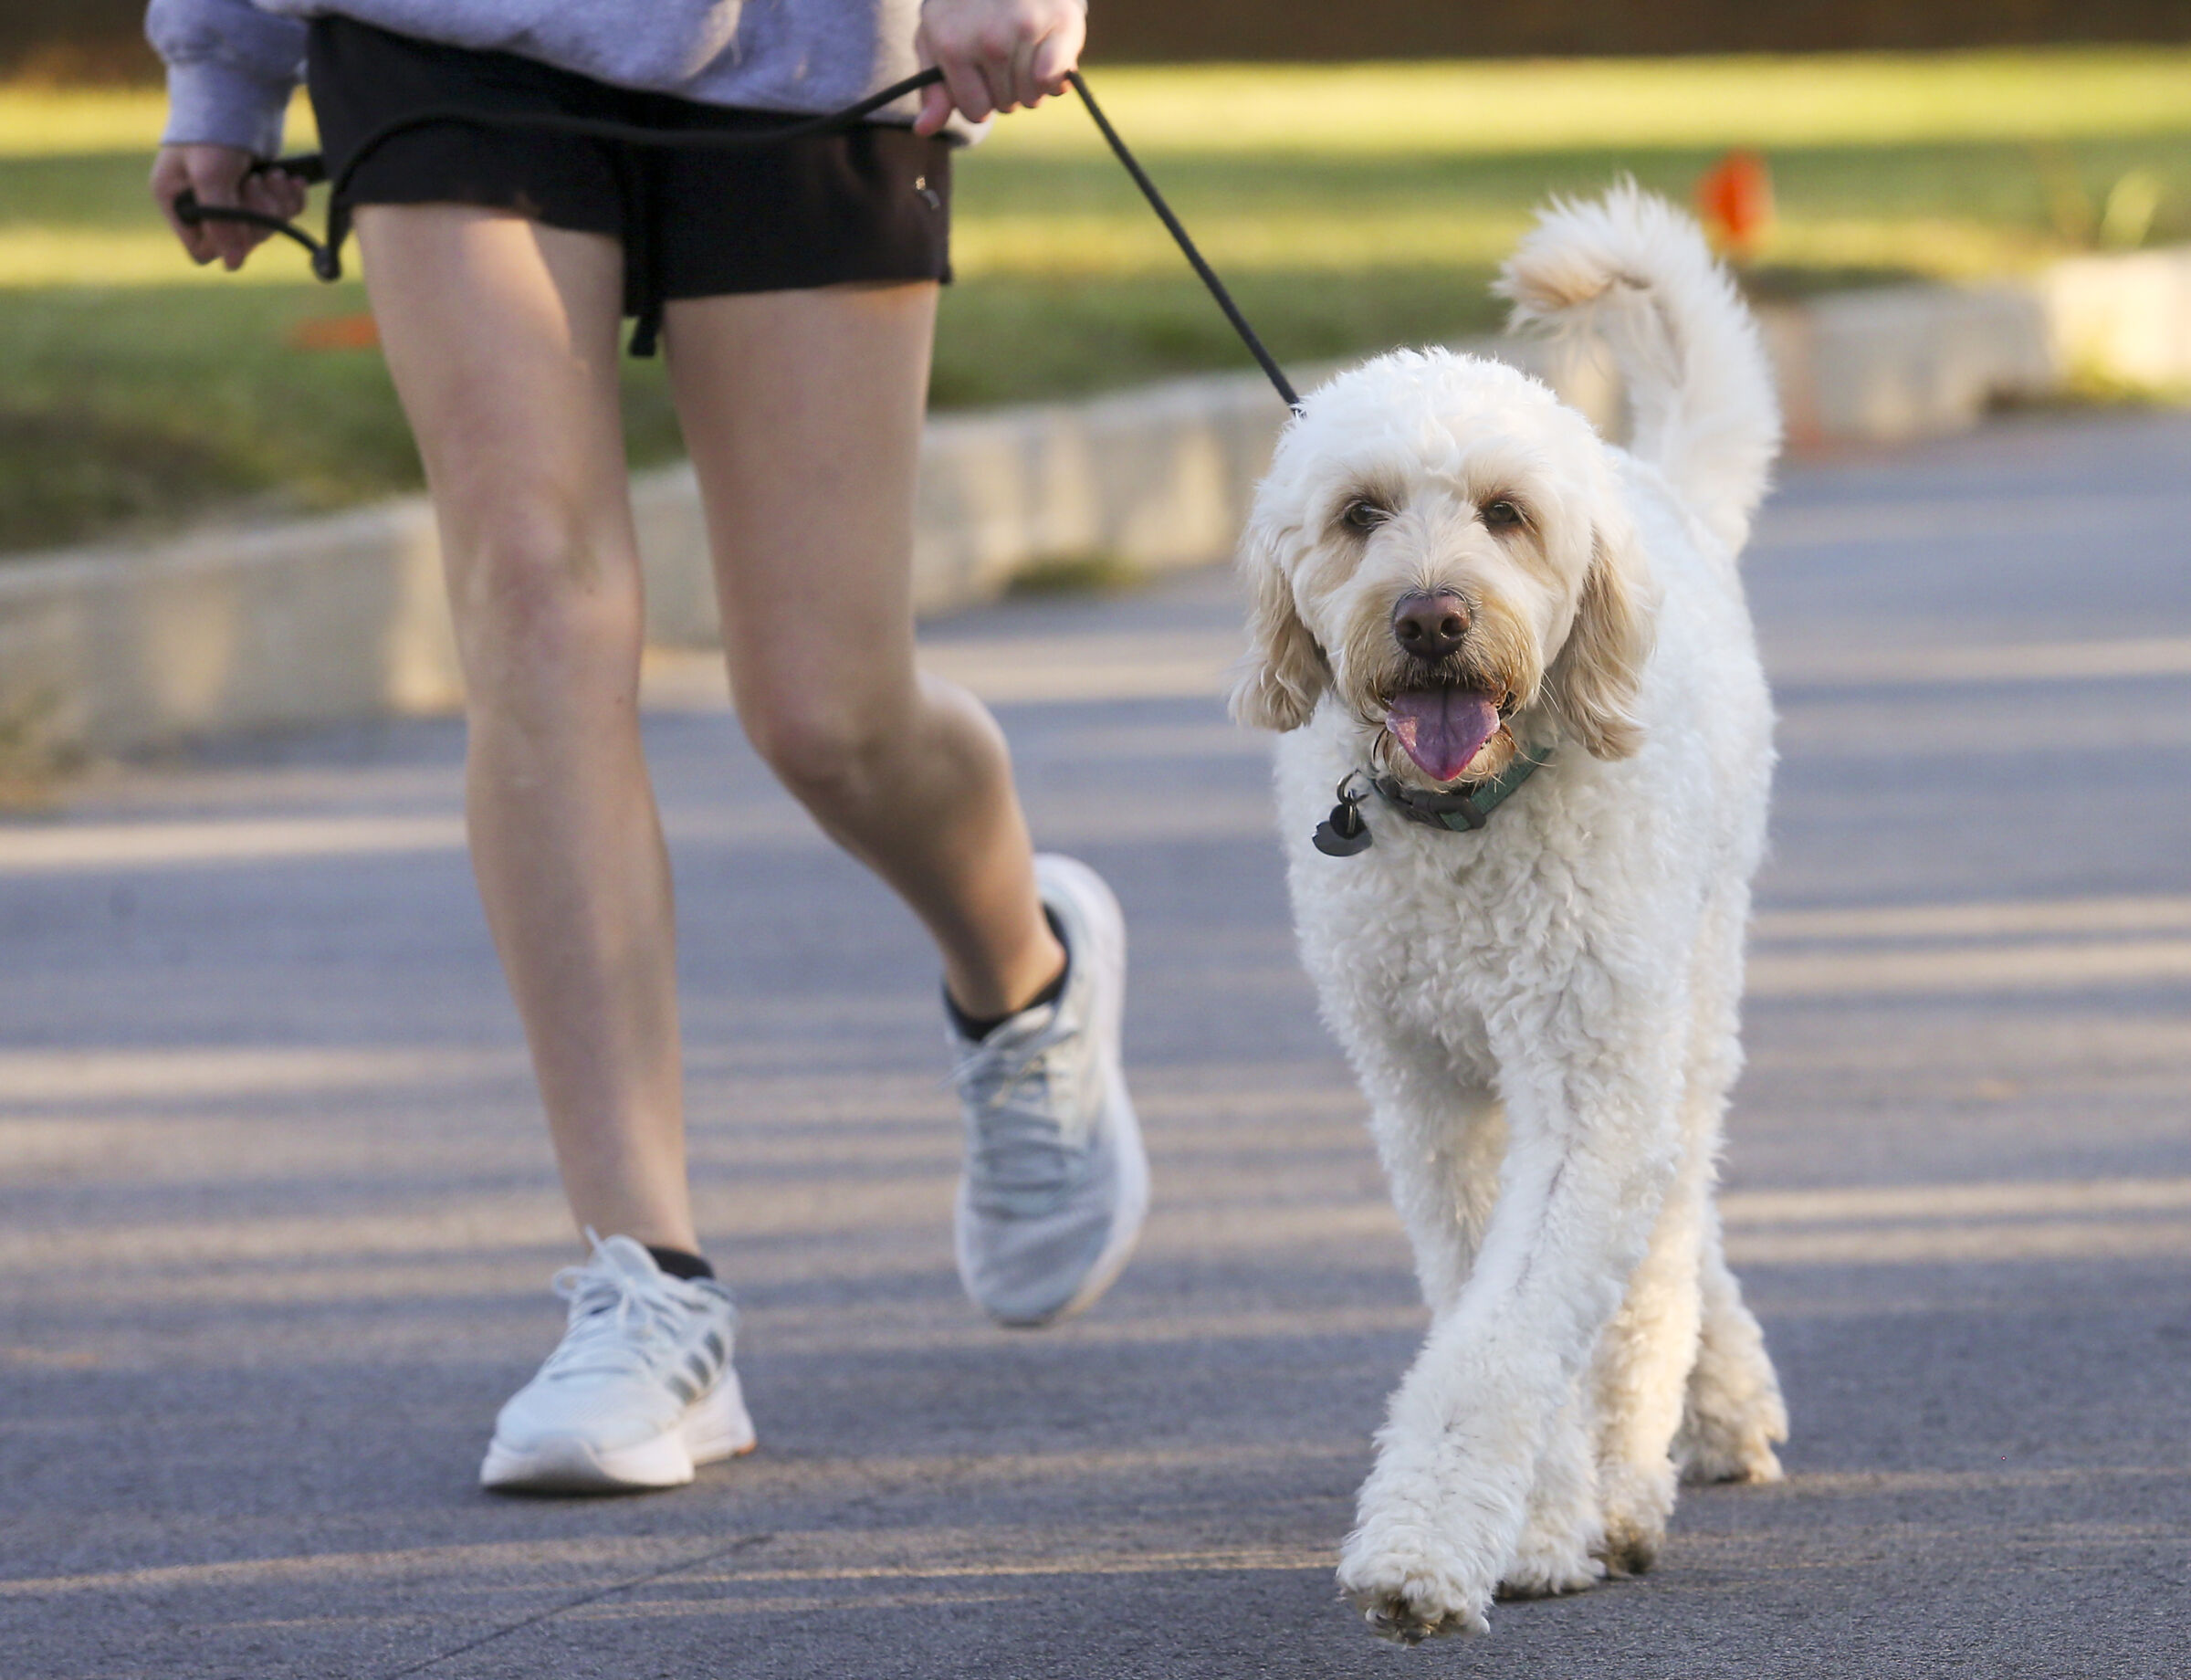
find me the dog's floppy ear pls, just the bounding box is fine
[1230,521,1327,731]
[1543,513,1655,760]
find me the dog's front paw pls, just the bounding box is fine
[1337,1518,1496,1643]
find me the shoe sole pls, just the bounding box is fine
[991,856,1150,1329]
[479,1367,758,1495]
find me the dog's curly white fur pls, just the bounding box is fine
[1233,186,1790,1643]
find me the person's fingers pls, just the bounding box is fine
[152,146,310,270]
[183,147,255,269]
[911,28,953,136]
[930,22,995,126]
[926,5,1006,122]
[260,167,309,222]
[191,170,243,268]
[912,82,954,136]
[241,167,295,222]
[236,171,297,262]
[949,58,996,123]
[968,27,1016,118]
[1008,33,1042,110]
[917,0,1085,126]
[1031,13,1083,97]
[150,151,216,264]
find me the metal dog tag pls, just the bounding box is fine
[1313,785,1373,856]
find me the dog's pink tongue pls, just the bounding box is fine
[1386,689,1501,782]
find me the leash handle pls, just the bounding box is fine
[173,186,333,268]
[1064,70,1301,415]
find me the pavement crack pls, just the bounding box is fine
[371,1531,774,1679]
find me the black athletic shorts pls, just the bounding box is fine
[304,17,952,352]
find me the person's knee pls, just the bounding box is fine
[739,684,910,814]
[446,500,640,691]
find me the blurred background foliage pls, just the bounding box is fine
[1,19,2188,553]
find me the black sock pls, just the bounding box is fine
[645,1245,715,1282]
[946,908,1070,1042]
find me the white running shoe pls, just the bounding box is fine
[950,854,1148,1328]
[479,1233,756,1494]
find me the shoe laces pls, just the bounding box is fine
[538,1233,696,1382]
[951,1008,1087,1217]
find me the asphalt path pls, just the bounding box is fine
[2,408,2188,1679]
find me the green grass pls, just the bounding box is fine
[4,48,2191,552]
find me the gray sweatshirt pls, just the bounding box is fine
[147,0,936,158]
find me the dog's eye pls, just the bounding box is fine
[1481,499,1525,530]
[1341,499,1392,533]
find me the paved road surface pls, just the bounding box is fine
[3,410,2188,1679]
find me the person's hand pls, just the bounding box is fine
[913,0,1086,136]
[151,143,309,271]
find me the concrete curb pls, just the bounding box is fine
[0,500,459,762]
[1760,283,2056,450]
[4,247,2187,760]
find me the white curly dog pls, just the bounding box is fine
[1232,187,1791,1641]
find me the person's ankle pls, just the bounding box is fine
[645,1244,715,1282]
[946,910,1069,1040]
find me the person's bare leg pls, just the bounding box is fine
[359,205,697,1252]
[663,282,1064,1019]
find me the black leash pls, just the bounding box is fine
[1061,71,1297,411]
[176,64,1302,412]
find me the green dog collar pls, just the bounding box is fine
[1311,745,1554,856]
[1373,744,1555,833]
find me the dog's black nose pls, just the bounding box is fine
[1391,591,1470,661]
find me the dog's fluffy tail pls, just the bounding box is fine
[1497,182,1780,555]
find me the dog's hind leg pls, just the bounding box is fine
[1595,885,1778,1559]
[1673,1206,1787,1484]
[1667,889,1787,1486]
